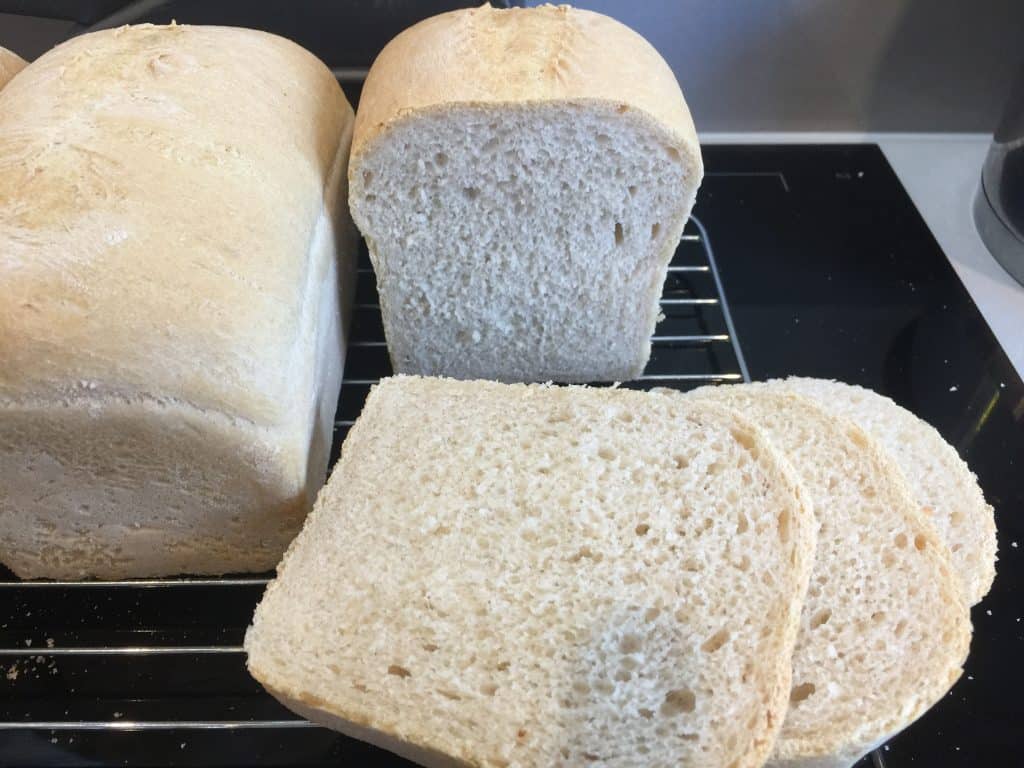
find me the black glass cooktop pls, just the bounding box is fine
[1,145,1021,767]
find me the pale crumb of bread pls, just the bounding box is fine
[682,384,971,768]
[247,376,816,768]
[775,377,996,606]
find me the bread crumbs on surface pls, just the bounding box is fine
[180,742,187,750]
[5,664,17,681]
[949,385,958,392]
[24,639,31,647]
[1011,541,1018,548]
[46,638,54,648]
[986,609,992,616]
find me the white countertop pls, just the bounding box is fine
[702,132,1024,379]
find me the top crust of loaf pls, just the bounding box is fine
[349,4,701,176]
[776,377,996,605]
[0,25,352,426]
[0,46,26,89]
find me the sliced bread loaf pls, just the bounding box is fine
[348,5,703,382]
[776,377,996,605]
[683,384,970,768]
[246,376,815,768]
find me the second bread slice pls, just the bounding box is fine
[685,384,970,767]
[247,376,815,768]
[776,376,996,605]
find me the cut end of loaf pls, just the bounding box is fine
[246,376,814,768]
[349,102,701,383]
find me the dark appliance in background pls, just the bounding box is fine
[0,3,1021,767]
[976,63,1024,287]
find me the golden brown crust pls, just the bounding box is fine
[0,46,26,89]
[350,5,700,175]
[0,24,351,424]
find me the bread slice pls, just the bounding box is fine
[0,25,356,579]
[348,5,703,382]
[682,384,971,767]
[0,46,26,89]
[775,377,996,605]
[246,376,815,768]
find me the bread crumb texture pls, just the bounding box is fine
[247,376,815,768]
[685,383,971,767]
[777,377,996,606]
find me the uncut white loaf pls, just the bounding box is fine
[246,376,816,768]
[0,46,26,88]
[684,384,970,768]
[0,24,357,579]
[776,377,996,605]
[348,4,703,383]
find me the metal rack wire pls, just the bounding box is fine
[0,217,750,763]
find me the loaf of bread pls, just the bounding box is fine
[0,25,356,579]
[247,376,816,768]
[685,384,970,768]
[777,377,996,605]
[0,46,26,88]
[348,5,703,383]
